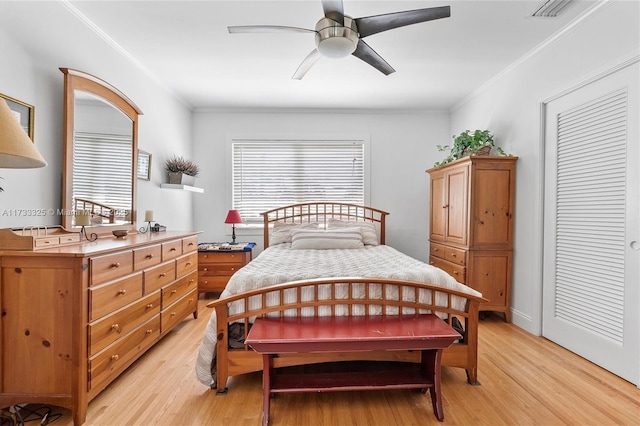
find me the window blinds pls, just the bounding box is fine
[232,139,365,222]
[73,132,132,211]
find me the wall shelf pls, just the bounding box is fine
[160,183,204,193]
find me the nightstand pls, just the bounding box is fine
[197,242,255,294]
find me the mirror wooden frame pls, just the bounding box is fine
[61,68,143,232]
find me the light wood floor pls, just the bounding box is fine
[48,297,639,425]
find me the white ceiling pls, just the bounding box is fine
[1,0,598,110]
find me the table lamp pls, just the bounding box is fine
[224,209,242,244]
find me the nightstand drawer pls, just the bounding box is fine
[198,276,229,293]
[199,251,246,263]
[199,262,241,276]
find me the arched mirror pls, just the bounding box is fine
[61,68,142,232]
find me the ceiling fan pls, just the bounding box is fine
[228,0,451,79]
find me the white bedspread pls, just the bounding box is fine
[195,244,481,386]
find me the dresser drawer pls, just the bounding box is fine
[161,288,198,333]
[444,246,467,266]
[162,239,183,261]
[199,251,246,264]
[162,271,197,307]
[89,273,143,321]
[89,315,160,391]
[182,236,198,253]
[198,276,229,293]
[133,244,162,271]
[429,256,466,283]
[144,261,176,294]
[88,291,161,356]
[199,262,241,277]
[91,250,134,285]
[176,252,198,278]
[429,242,446,261]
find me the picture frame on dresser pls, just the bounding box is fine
[1,93,34,140]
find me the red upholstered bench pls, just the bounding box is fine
[246,314,461,425]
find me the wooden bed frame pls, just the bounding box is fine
[207,203,485,394]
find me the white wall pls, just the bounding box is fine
[450,1,640,334]
[0,2,194,232]
[192,109,450,260]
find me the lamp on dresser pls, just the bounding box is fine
[224,209,242,244]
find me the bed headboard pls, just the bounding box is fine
[261,202,389,249]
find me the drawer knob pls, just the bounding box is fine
[230,267,235,271]
[171,289,177,294]
[146,303,154,309]
[171,312,176,317]
[451,252,456,257]
[433,248,439,252]
[189,279,195,283]
[189,298,194,302]
[188,242,194,246]
[453,271,459,275]
[203,267,209,271]
[111,354,119,361]
[170,247,177,252]
[146,254,154,259]
[186,262,192,266]
[160,273,166,278]
[118,289,126,295]
[146,329,154,334]
[111,262,120,268]
[111,323,120,332]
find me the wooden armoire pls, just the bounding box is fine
[426,156,517,321]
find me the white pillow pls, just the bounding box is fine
[327,218,379,246]
[290,227,364,250]
[269,222,320,245]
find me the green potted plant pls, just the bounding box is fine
[434,129,506,167]
[165,155,200,185]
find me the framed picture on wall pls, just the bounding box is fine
[137,149,152,180]
[1,93,34,140]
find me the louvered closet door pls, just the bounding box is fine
[543,61,639,385]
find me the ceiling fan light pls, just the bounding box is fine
[314,16,359,58]
[317,37,356,58]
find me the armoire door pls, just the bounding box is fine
[542,61,639,385]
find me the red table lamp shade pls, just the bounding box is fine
[224,209,242,224]
[224,210,242,244]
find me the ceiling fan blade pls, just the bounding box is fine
[321,0,345,25]
[228,25,315,34]
[292,49,322,80]
[354,5,451,38]
[352,39,395,76]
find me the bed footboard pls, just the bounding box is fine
[207,277,486,393]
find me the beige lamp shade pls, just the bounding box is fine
[0,98,47,168]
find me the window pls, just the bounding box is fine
[73,132,132,212]
[231,138,366,224]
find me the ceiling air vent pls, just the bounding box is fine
[531,0,573,17]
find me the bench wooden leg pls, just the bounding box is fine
[422,349,445,421]
[262,354,273,426]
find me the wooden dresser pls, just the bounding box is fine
[198,244,254,294]
[0,231,199,425]
[427,156,517,321]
